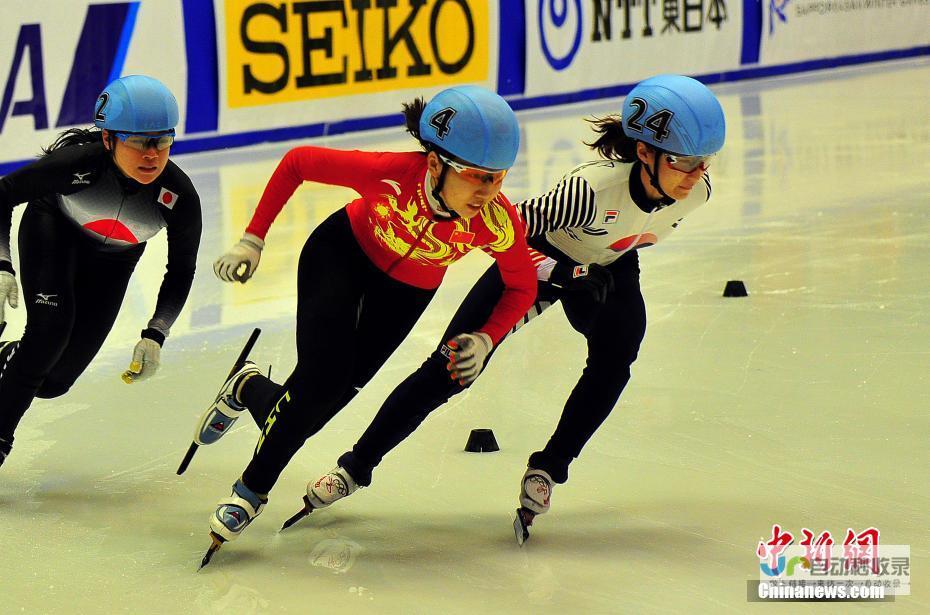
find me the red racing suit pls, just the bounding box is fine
[245,147,536,344]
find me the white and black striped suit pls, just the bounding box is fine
[338,160,712,486]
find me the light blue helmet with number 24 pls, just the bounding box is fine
[622,75,725,157]
[419,85,520,171]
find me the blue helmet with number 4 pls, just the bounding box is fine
[622,75,725,157]
[94,75,179,133]
[419,85,520,171]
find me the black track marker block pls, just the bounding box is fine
[465,428,500,453]
[723,280,749,297]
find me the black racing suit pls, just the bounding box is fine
[0,140,202,445]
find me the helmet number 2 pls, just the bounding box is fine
[95,92,109,123]
[429,107,456,140]
[626,97,673,143]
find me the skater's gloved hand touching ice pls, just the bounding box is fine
[549,262,614,304]
[214,233,264,283]
[446,332,492,385]
[0,269,19,322]
[121,336,161,383]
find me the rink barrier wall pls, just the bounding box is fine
[1,0,929,175]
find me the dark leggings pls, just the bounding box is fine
[239,209,435,494]
[0,204,142,442]
[339,249,646,486]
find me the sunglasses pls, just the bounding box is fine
[111,130,175,152]
[664,152,713,173]
[438,153,508,186]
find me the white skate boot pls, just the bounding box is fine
[307,467,360,509]
[210,479,267,542]
[194,362,261,446]
[280,467,360,530]
[514,468,553,546]
[200,479,268,568]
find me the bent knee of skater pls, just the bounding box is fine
[35,381,72,399]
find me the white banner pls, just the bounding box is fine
[524,0,742,97]
[0,0,187,163]
[214,0,500,134]
[760,0,930,65]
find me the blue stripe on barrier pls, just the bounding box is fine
[55,3,132,127]
[2,46,928,176]
[497,1,526,96]
[108,2,140,84]
[181,0,219,133]
[741,0,763,65]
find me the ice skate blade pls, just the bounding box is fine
[176,442,199,475]
[514,508,534,547]
[199,532,225,569]
[280,496,315,531]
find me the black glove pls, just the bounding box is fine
[549,262,614,304]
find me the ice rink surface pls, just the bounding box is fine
[1,59,928,613]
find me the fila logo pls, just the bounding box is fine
[603,210,619,224]
[72,172,91,185]
[157,188,178,209]
[571,265,588,279]
[35,292,59,306]
[439,344,453,359]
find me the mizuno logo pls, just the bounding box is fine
[35,293,59,306]
[72,172,91,185]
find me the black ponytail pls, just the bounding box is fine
[584,115,639,162]
[41,127,104,157]
[402,97,432,153]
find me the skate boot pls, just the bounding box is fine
[0,437,11,468]
[280,467,360,530]
[210,478,267,542]
[514,468,553,546]
[177,328,261,476]
[194,361,261,446]
[200,479,268,568]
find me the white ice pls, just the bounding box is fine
[1,59,928,614]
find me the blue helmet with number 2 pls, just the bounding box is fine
[622,75,725,157]
[419,85,520,171]
[94,75,179,133]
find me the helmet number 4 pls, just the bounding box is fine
[429,107,456,140]
[626,97,673,143]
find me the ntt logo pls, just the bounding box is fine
[538,0,583,71]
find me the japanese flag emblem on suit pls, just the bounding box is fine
[158,187,178,209]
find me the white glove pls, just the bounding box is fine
[446,332,493,385]
[121,338,161,383]
[0,270,19,322]
[214,233,264,283]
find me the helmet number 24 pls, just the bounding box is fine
[625,98,673,143]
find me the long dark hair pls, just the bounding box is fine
[402,97,431,152]
[41,127,104,157]
[585,115,639,162]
